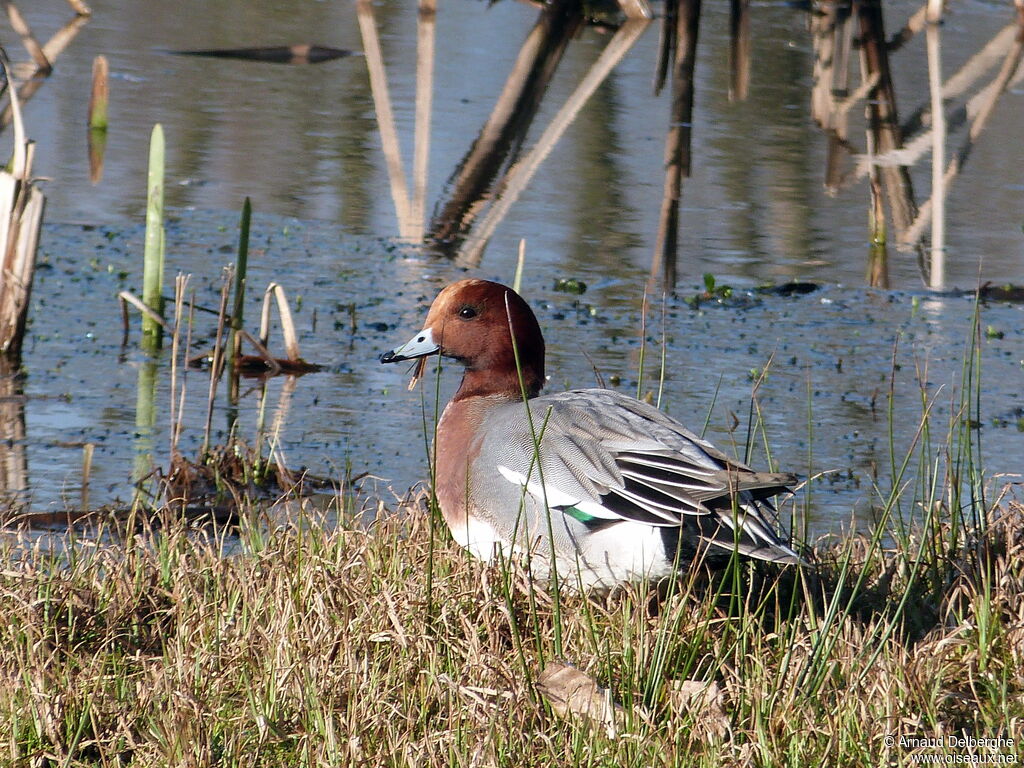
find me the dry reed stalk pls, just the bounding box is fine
[260,283,301,361]
[618,0,653,19]
[227,198,251,405]
[116,290,172,332]
[512,238,526,295]
[0,61,44,358]
[169,274,192,458]
[40,12,88,62]
[202,270,233,455]
[888,2,930,53]
[653,0,676,95]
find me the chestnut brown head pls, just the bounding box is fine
[381,279,546,399]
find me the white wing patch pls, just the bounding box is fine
[496,465,618,520]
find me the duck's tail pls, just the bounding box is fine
[699,492,806,566]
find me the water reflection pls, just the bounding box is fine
[430,0,584,248]
[352,0,1022,291]
[650,0,700,289]
[0,357,28,513]
[814,4,1024,289]
[0,0,1020,524]
[0,2,88,129]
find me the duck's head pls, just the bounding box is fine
[381,279,545,400]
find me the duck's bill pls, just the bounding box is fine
[379,327,439,363]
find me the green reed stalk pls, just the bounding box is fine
[422,354,445,622]
[88,55,109,130]
[142,124,165,354]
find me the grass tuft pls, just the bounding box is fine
[1,483,1022,766]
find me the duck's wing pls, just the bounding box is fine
[481,389,801,564]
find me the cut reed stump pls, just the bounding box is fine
[0,63,45,358]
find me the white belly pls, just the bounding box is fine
[449,515,674,590]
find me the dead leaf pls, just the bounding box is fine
[537,662,623,738]
[668,679,730,742]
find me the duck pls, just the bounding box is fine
[381,278,802,589]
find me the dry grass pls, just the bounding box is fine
[1,486,1022,767]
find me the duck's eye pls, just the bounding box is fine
[458,306,477,319]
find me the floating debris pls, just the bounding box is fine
[754,281,820,297]
[553,277,587,295]
[166,45,358,65]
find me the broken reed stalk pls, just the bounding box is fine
[202,270,233,456]
[142,124,165,354]
[227,198,251,403]
[88,54,108,130]
[512,238,526,295]
[260,283,301,361]
[899,29,1024,249]
[0,61,45,358]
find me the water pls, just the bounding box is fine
[4,0,1023,531]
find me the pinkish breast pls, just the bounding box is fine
[433,396,492,531]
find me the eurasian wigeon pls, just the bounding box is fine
[382,279,802,589]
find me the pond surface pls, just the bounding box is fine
[4,0,1024,533]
